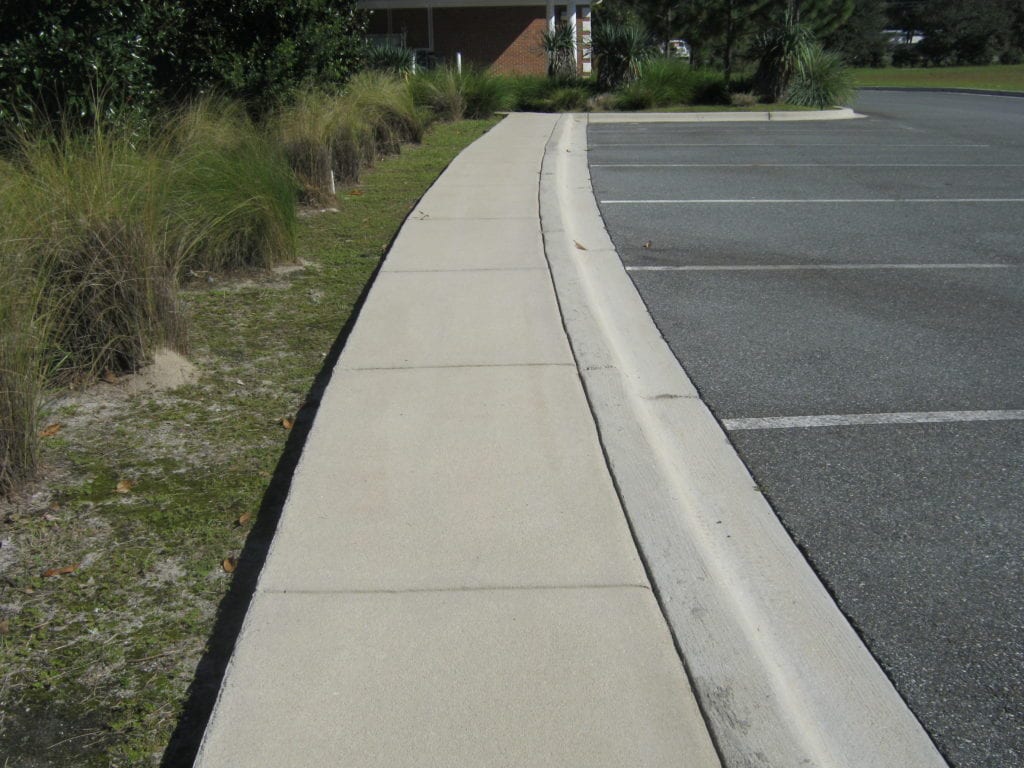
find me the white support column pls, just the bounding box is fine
[568,2,578,71]
[580,5,592,74]
[546,0,556,33]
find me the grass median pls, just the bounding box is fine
[0,117,497,767]
[852,63,1024,93]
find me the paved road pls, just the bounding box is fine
[589,91,1024,768]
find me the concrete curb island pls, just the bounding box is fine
[194,110,945,767]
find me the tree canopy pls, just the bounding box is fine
[0,0,368,125]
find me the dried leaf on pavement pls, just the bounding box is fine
[574,240,587,250]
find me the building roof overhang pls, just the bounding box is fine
[360,0,549,8]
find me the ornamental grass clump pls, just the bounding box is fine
[616,57,696,110]
[3,118,185,386]
[409,67,513,121]
[162,97,297,273]
[345,71,426,155]
[787,45,854,108]
[0,167,44,495]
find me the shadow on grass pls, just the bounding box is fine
[159,254,385,767]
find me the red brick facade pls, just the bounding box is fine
[368,6,550,75]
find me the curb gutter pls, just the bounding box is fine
[588,107,863,123]
[538,112,949,768]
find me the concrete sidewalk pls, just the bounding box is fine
[194,114,721,767]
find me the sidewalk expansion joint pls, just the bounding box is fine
[342,362,576,372]
[383,267,549,274]
[263,584,653,596]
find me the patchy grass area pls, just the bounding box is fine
[0,117,496,767]
[852,64,1024,92]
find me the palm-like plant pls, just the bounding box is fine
[752,10,815,102]
[541,24,577,80]
[591,20,653,91]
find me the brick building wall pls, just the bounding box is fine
[368,6,549,75]
[435,7,548,74]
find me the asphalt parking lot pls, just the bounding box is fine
[588,90,1024,768]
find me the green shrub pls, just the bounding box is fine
[547,86,591,112]
[691,69,730,105]
[507,75,591,112]
[612,60,730,110]
[786,45,854,108]
[461,68,515,118]
[616,57,695,109]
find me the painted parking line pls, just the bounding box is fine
[626,263,1017,272]
[601,198,1024,204]
[724,410,1024,431]
[592,163,1024,168]
[589,142,989,148]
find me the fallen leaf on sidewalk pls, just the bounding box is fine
[43,563,80,578]
[574,240,587,251]
[642,240,653,249]
[222,557,238,573]
[38,423,63,438]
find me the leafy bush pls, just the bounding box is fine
[786,45,854,108]
[691,69,731,105]
[0,0,368,129]
[592,20,653,90]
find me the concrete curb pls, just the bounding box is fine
[539,112,949,768]
[588,106,863,123]
[859,85,1024,99]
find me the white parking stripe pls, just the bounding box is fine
[592,163,1024,168]
[626,264,1016,272]
[724,410,1024,431]
[602,198,1024,204]
[589,142,989,148]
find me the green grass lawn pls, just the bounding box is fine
[851,63,1024,92]
[0,117,496,767]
